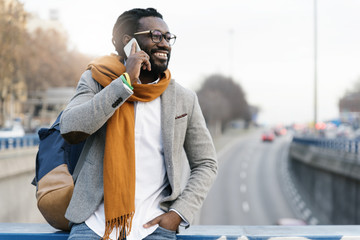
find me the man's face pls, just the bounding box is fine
[135,17,172,75]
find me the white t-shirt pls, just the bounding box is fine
[86,89,169,240]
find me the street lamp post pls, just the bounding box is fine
[314,0,318,126]
[229,29,234,79]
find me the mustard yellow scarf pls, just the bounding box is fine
[87,54,171,240]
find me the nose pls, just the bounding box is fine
[157,36,171,49]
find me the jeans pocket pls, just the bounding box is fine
[144,226,177,240]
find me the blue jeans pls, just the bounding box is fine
[68,222,177,240]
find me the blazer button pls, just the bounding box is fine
[111,97,123,108]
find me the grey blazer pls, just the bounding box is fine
[60,70,217,225]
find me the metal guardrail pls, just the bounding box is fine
[292,136,360,154]
[0,134,39,150]
[1,223,360,240]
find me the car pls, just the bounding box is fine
[0,121,25,138]
[336,124,354,139]
[262,130,275,142]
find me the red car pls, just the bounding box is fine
[262,131,275,142]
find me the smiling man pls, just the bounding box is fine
[60,8,217,240]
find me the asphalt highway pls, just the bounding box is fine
[198,130,298,225]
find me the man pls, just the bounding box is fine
[60,8,217,240]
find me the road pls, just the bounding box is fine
[199,129,298,225]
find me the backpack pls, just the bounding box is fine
[32,112,87,231]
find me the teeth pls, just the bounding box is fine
[155,52,167,57]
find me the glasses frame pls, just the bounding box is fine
[133,29,176,46]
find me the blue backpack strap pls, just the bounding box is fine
[32,117,60,186]
[35,113,65,183]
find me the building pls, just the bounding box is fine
[338,92,360,128]
[26,9,67,36]
[26,87,76,130]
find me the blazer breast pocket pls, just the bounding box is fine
[175,113,188,125]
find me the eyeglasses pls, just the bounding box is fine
[134,29,176,46]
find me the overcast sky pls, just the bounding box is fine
[20,0,360,126]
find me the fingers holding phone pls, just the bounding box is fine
[124,38,151,82]
[124,38,140,57]
[131,43,151,71]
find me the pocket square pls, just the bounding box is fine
[175,113,187,120]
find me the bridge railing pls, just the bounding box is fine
[290,135,360,224]
[1,223,360,240]
[0,135,39,150]
[292,136,360,155]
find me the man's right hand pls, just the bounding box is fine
[125,42,151,84]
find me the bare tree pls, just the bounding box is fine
[21,28,92,93]
[197,74,252,132]
[0,0,92,126]
[0,0,27,125]
[197,89,231,135]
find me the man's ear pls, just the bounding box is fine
[122,34,132,46]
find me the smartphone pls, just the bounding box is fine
[123,38,141,57]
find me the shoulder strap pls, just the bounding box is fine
[72,135,94,182]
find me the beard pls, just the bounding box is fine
[150,56,170,75]
[143,47,171,76]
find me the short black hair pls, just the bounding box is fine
[112,8,163,57]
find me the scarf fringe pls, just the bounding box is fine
[101,212,134,240]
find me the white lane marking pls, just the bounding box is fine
[303,208,312,218]
[294,194,301,203]
[298,201,305,210]
[308,217,319,225]
[240,184,247,193]
[242,201,250,212]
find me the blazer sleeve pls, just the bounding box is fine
[60,70,133,143]
[170,92,218,224]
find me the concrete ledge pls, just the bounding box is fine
[1,223,360,240]
[289,142,360,181]
[0,147,38,179]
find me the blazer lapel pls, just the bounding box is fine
[161,79,175,190]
